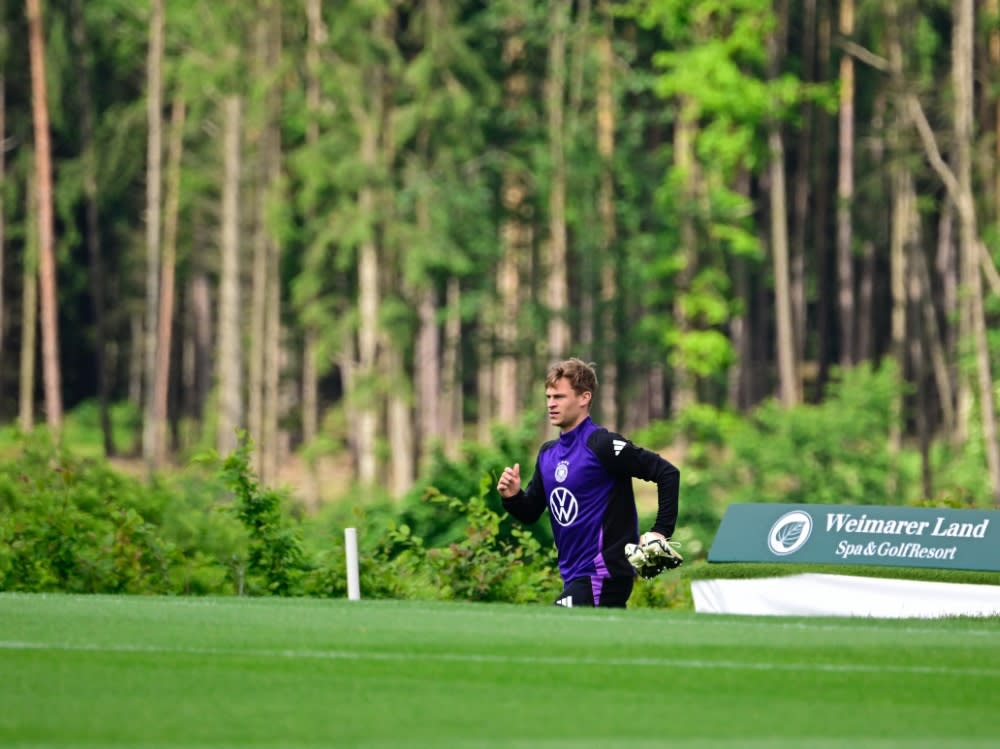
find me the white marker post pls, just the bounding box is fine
[344,527,361,601]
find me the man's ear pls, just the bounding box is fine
[581,390,593,408]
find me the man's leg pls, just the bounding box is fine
[554,576,633,608]
[590,576,633,608]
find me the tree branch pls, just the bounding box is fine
[840,39,890,72]
[844,38,1000,299]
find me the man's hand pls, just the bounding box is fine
[625,532,683,579]
[497,463,521,498]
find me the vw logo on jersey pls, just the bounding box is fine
[554,460,569,483]
[549,487,579,526]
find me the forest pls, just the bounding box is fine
[2,0,1000,510]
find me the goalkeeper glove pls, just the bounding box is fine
[625,532,684,579]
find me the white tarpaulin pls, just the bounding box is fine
[691,573,1000,618]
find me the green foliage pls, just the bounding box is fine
[212,433,308,596]
[0,430,235,594]
[394,422,552,549]
[710,362,912,505]
[56,399,142,457]
[640,360,998,513]
[367,476,559,604]
[628,569,693,609]
[0,426,567,604]
[9,357,997,611]
[922,437,993,507]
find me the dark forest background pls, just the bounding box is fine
[2,0,1000,510]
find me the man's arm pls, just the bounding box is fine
[589,430,679,538]
[498,457,547,525]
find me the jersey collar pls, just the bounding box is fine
[559,415,593,446]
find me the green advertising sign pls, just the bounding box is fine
[709,503,1000,572]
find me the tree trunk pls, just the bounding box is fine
[729,170,753,410]
[767,5,797,407]
[143,0,163,460]
[836,0,856,367]
[769,124,797,407]
[26,0,62,432]
[441,276,462,455]
[915,232,956,435]
[152,96,186,467]
[0,64,5,399]
[596,2,618,428]
[338,337,359,475]
[884,2,909,490]
[670,96,698,418]
[248,2,273,477]
[908,242,933,499]
[386,347,414,497]
[261,0,283,484]
[857,92,886,364]
[301,0,326,505]
[19,172,37,432]
[495,222,521,425]
[356,123,380,485]
[414,180,441,454]
[416,284,441,446]
[495,22,529,427]
[813,2,833,395]
[730,254,750,409]
[378,22,413,495]
[129,315,142,409]
[476,311,493,443]
[349,10,392,486]
[70,0,112,455]
[993,0,1000,233]
[217,95,243,455]
[888,161,914,484]
[301,332,319,506]
[545,0,570,360]
[790,0,815,379]
[952,0,1000,503]
[574,2,595,355]
[188,272,212,430]
[932,172,962,443]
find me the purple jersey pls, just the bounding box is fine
[502,416,680,584]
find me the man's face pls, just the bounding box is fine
[545,377,591,432]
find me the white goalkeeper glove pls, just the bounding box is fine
[625,532,684,579]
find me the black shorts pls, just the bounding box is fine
[553,576,633,608]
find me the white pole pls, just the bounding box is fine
[344,527,361,601]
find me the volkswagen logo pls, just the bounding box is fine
[549,487,579,526]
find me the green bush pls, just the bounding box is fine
[0,431,246,596]
[392,422,553,550]
[0,432,178,593]
[716,362,905,505]
[10,359,993,612]
[0,427,565,604]
[213,434,308,595]
[364,475,560,603]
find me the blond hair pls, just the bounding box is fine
[545,358,598,398]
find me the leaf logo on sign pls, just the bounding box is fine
[777,522,805,546]
[767,511,813,556]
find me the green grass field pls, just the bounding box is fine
[2,593,999,748]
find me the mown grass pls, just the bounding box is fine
[683,559,1000,586]
[2,593,999,748]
